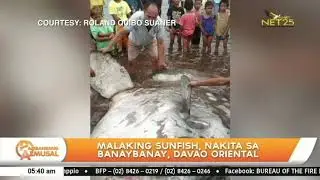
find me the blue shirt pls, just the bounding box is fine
[201,15,215,35]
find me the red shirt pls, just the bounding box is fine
[179,12,197,37]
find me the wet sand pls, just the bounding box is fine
[91,37,231,133]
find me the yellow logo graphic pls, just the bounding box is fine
[16,140,59,160]
[262,10,295,27]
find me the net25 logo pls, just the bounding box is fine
[262,10,295,27]
[16,140,59,160]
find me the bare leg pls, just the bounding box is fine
[118,38,123,53]
[178,35,182,51]
[186,38,191,52]
[207,36,213,54]
[122,34,128,54]
[214,36,220,55]
[127,40,140,74]
[151,57,158,72]
[223,36,228,55]
[116,25,123,53]
[183,37,188,53]
[169,30,175,50]
[202,35,207,53]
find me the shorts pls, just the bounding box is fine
[191,26,201,44]
[202,31,215,36]
[181,30,194,39]
[128,40,158,61]
[169,27,181,35]
[216,34,230,40]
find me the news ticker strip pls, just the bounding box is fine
[1,167,320,176]
[64,167,320,176]
[2,138,317,165]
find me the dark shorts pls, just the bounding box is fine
[216,34,230,40]
[191,26,201,44]
[169,25,181,34]
[170,29,181,35]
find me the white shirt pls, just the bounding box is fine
[124,11,166,46]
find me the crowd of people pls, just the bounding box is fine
[89,0,230,85]
[167,0,230,54]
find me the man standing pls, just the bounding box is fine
[102,2,168,72]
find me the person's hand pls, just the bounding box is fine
[100,41,114,53]
[189,81,198,87]
[108,34,115,40]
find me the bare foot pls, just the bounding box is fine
[223,50,228,56]
[158,61,168,71]
[207,48,211,54]
[152,61,168,73]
